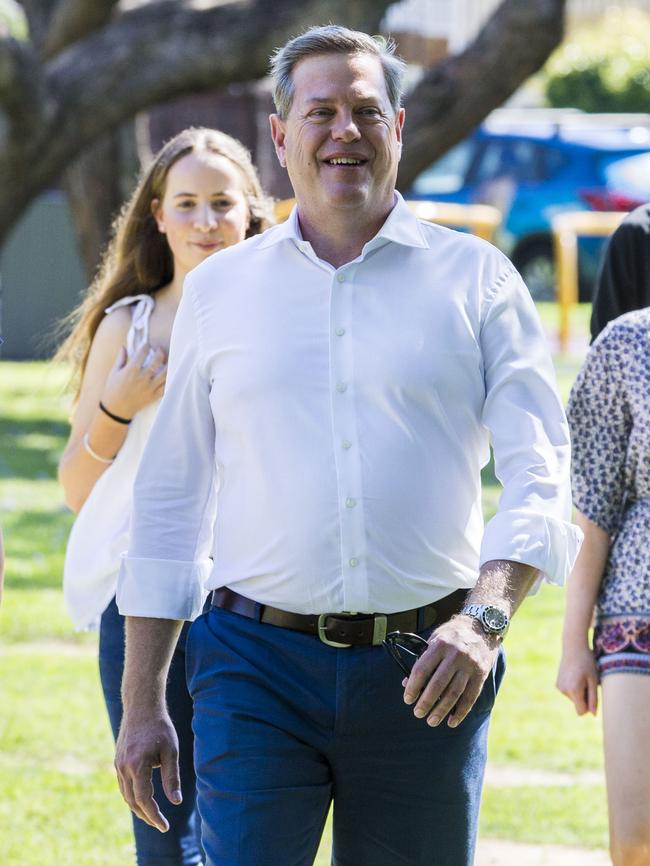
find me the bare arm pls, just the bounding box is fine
[115,616,184,832]
[58,309,166,512]
[404,559,538,728]
[556,511,609,715]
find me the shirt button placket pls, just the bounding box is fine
[330,266,368,612]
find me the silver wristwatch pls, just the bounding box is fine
[460,603,509,637]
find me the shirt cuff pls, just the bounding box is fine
[479,510,583,592]
[116,554,212,621]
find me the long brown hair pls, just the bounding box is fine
[56,127,274,396]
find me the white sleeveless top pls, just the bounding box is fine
[63,294,159,630]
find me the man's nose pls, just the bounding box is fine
[331,112,361,142]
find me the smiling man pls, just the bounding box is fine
[115,26,581,866]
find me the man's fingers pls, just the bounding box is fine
[425,670,470,727]
[115,760,160,828]
[447,679,485,728]
[132,773,170,832]
[412,660,457,719]
[115,712,181,832]
[115,757,132,808]
[403,643,444,705]
[160,744,183,806]
[403,620,498,728]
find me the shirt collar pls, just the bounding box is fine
[257,191,429,253]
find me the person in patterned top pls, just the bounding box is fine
[557,308,650,866]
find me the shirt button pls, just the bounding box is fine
[335,327,346,336]
[336,382,347,393]
[349,557,359,568]
[336,273,346,283]
[345,497,356,508]
[342,439,352,449]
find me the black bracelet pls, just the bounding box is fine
[99,401,132,425]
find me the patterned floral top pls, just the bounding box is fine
[567,308,650,619]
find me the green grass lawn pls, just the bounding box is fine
[0,309,608,863]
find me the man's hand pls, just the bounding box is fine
[403,616,499,728]
[116,616,184,830]
[115,709,182,832]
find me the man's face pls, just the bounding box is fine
[270,52,405,220]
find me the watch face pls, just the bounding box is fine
[482,606,508,633]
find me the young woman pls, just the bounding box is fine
[57,127,273,866]
[557,310,650,866]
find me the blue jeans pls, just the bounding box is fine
[186,606,505,866]
[99,597,204,866]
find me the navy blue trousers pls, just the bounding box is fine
[186,606,504,866]
[99,597,204,866]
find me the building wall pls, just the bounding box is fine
[0,192,86,360]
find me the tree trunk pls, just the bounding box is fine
[61,120,142,280]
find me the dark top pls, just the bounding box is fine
[590,204,650,342]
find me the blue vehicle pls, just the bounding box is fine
[407,111,650,300]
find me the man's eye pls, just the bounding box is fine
[359,107,381,117]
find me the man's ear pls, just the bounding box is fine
[269,114,287,168]
[151,198,165,233]
[395,107,405,159]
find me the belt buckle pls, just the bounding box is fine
[317,614,352,648]
[371,614,388,646]
[316,613,388,647]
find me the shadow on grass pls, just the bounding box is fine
[0,417,68,479]
[4,507,72,591]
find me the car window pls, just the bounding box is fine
[472,139,542,184]
[410,139,475,195]
[540,145,570,180]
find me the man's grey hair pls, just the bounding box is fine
[270,25,406,119]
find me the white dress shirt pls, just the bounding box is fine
[117,194,581,621]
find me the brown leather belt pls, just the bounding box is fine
[210,586,469,647]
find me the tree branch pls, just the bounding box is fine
[0,36,43,123]
[43,0,120,59]
[42,0,388,175]
[398,0,566,189]
[17,0,59,52]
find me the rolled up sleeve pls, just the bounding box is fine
[117,278,216,620]
[478,268,583,587]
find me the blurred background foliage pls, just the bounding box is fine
[542,7,650,112]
